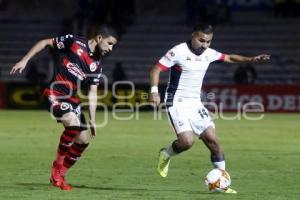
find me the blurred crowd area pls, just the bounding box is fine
[2,0,300,35]
[0,0,300,85]
[0,0,136,36]
[1,0,300,37]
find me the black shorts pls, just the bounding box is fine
[46,100,88,131]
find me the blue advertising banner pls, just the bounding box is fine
[227,0,274,10]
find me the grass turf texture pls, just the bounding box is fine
[0,110,299,200]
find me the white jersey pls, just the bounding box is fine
[158,42,225,105]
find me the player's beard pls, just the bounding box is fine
[194,47,206,56]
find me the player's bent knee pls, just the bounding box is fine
[184,138,195,148]
[178,136,194,150]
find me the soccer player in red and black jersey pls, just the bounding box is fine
[10,25,118,190]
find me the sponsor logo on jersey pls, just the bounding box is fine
[89,62,98,72]
[60,102,70,110]
[164,55,171,61]
[66,62,86,80]
[57,41,65,49]
[178,120,184,126]
[195,56,209,61]
[76,41,86,47]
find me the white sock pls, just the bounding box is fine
[213,161,226,170]
[165,145,177,158]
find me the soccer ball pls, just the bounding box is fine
[205,169,231,192]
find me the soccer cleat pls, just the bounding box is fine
[50,161,73,190]
[224,188,237,194]
[50,161,64,187]
[59,177,73,191]
[50,176,63,188]
[157,148,171,178]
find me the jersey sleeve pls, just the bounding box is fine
[89,74,101,85]
[88,66,102,85]
[208,49,226,62]
[52,34,75,50]
[157,48,178,71]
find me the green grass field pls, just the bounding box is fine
[0,110,299,200]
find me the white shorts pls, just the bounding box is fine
[166,98,215,136]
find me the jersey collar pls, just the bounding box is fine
[186,40,206,56]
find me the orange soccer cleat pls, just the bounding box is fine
[49,161,73,190]
[59,177,73,191]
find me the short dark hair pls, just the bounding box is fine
[193,23,213,34]
[97,25,119,40]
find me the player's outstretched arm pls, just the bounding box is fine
[10,38,53,74]
[150,65,163,106]
[88,85,98,138]
[224,54,270,63]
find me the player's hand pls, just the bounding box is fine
[10,60,27,74]
[150,92,161,106]
[89,119,96,138]
[251,54,270,62]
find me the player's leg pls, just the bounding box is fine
[157,105,195,177]
[55,112,81,165]
[50,111,81,190]
[61,113,89,177]
[165,106,195,155]
[166,131,195,157]
[158,131,194,177]
[200,126,225,170]
[200,126,237,194]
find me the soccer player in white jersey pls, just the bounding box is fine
[150,24,270,194]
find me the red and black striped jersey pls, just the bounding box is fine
[44,34,102,104]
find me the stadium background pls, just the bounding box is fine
[0,1,300,200]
